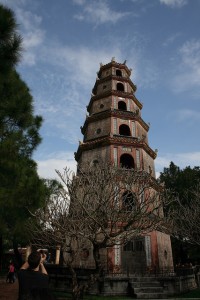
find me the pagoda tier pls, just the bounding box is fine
[81,109,149,135]
[75,136,156,162]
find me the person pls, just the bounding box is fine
[18,250,55,300]
[6,261,15,283]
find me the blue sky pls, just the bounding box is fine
[2,0,200,179]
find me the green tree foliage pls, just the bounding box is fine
[159,162,200,203]
[0,4,46,248]
[158,162,200,264]
[0,4,22,81]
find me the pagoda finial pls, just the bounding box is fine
[111,57,115,62]
[100,62,103,67]
[123,59,127,65]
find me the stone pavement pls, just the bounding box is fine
[0,277,18,300]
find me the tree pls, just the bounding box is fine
[0,4,22,81]
[170,183,200,246]
[0,4,47,266]
[159,162,200,200]
[159,162,200,264]
[29,164,173,300]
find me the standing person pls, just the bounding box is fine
[6,261,15,283]
[18,250,55,300]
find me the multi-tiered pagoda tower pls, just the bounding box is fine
[75,58,173,273]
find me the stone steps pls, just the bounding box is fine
[134,286,163,293]
[136,292,166,299]
[129,277,166,299]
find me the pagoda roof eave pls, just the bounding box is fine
[98,61,132,77]
[81,109,149,134]
[74,135,157,161]
[92,75,136,95]
[87,90,142,112]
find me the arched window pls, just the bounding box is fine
[100,103,104,109]
[96,128,101,134]
[120,154,134,169]
[92,159,99,167]
[119,124,131,136]
[117,82,124,92]
[118,101,127,110]
[116,69,122,76]
[122,191,135,211]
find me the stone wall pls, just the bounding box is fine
[47,265,198,297]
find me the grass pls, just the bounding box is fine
[173,288,200,298]
[54,289,200,299]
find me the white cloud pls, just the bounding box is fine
[23,29,44,49]
[42,44,123,87]
[74,1,130,25]
[179,40,200,69]
[16,8,42,30]
[175,109,200,122]
[0,0,30,6]
[162,33,181,47]
[159,0,188,8]
[36,152,77,180]
[11,7,45,66]
[155,151,200,175]
[171,39,200,93]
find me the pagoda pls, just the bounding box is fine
[75,58,173,273]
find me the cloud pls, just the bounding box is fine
[11,7,45,66]
[175,109,200,122]
[36,151,77,180]
[179,40,200,70]
[162,33,181,47]
[0,1,45,66]
[171,39,200,93]
[0,0,30,6]
[159,0,188,8]
[42,43,123,87]
[155,151,200,175]
[73,1,130,25]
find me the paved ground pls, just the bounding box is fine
[0,277,18,300]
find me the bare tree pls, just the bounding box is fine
[29,163,173,300]
[170,182,200,246]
